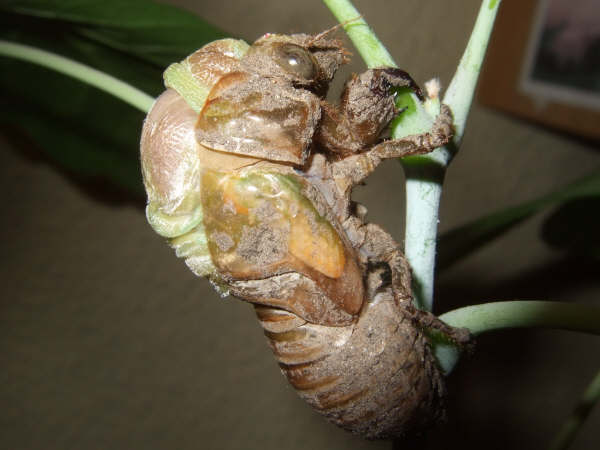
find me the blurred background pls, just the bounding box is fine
[1,0,599,448]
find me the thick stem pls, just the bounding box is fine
[402,0,501,311]
[435,301,600,373]
[0,40,155,113]
[402,157,445,310]
[443,0,502,149]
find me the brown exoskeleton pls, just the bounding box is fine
[140,31,469,439]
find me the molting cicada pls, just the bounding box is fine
[140,31,468,439]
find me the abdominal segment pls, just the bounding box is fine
[253,290,444,439]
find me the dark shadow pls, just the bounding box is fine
[436,255,600,313]
[1,124,145,209]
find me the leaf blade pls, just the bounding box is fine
[437,169,600,270]
[0,0,228,66]
[0,0,228,196]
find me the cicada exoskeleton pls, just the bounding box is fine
[140,32,465,439]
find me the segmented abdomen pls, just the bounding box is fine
[254,292,444,439]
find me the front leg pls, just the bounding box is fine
[329,104,453,197]
[358,222,471,347]
[315,68,424,157]
[358,222,414,306]
[317,67,453,194]
[368,102,453,159]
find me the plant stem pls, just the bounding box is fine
[0,40,155,114]
[435,301,600,373]
[444,0,502,149]
[322,0,394,68]
[440,301,600,336]
[403,0,501,312]
[549,369,600,450]
[401,158,445,311]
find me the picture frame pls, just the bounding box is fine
[478,0,600,139]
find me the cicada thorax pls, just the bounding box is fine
[195,72,321,165]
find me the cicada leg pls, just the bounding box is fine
[367,103,453,159]
[330,104,454,193]
[357,223,413,306]
[357,222,472,347]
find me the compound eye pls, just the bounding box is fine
[274,43,317,80]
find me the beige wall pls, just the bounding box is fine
[2,1,598,449]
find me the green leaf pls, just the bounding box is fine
[0,0,227,196]
[0,55,148,195]
[437,169,600,270]
[0,0,227,67]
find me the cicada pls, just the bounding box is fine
[140,31,468,439]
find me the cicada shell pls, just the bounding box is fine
[140,32,463,439]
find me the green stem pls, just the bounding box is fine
[440,301,600,336]
[444,0,502,149]
[0,40,155,113]
[435,301,600,373]
[549,369,600,450]
[322,0,394,67]
[401,159,445,311]
[404,0,501,312]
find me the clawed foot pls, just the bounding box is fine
[406,304,473,351]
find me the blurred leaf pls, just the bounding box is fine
[437,169,600,270]
[0,55,148,195]
[541,197,600,259]
[0,0,226,196]
[0,0,227,67]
